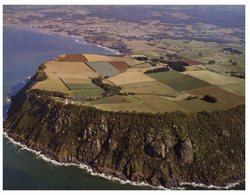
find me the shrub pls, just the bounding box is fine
[202,95,217,103]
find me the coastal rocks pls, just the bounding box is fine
[174,138,194,164]
[144,142,168,158]
[3,88,245,189]
[76,138,102,163]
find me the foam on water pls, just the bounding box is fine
[3,131,243,190]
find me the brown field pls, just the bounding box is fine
[120,81,181,97]
[183,70,244,85]
[109,61,129,72]
[56,54,88,62]
[83,54,112,62]
[107,69,155,85]
[185,86,245,107]
[184,59,204,65]
[43,61,99,80]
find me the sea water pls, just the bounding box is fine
[2,26,244,190]
[3,26,150,190]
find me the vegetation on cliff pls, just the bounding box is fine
[4,87,245,188]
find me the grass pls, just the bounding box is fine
[32,77,70,94]
[164,77,211,91]
[120,81,181,97]
[147,71,211,91]
[183,70,244,85]
[86,61,120,77]
[65,83,99,90]
[71,88,104,97]
[90,95,133,104]
[146,71,184,81]
[185,86,245,108]
[217,82,245,97]
[108,70,155,85]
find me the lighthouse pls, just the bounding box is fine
[65,98,68,105]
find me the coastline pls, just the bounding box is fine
[3,24,121,55]
[3,24,245,190]
[3,130,244,190]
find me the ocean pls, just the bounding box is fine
[2,26,244,190]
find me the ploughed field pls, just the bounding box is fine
[32,54,245,113]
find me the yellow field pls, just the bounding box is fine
[42,61,99,80]
[107,69,155,85]
[83,54,112,62]
[60,78,91,84]
[183,70,244,85]
[32,77,70,94]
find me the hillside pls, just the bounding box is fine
[3,53,245,189]
[31,54,244,113]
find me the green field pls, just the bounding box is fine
[71,88,104,96]
[147,71,211,91]
[120,81,181,97]
[146,71,184,81]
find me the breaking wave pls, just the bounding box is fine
[3,131,243,190]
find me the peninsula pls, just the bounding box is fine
[4,53,245,189]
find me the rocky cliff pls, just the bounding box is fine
[4,85,245,188]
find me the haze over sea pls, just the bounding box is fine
[2,26,244,190]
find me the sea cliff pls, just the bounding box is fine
[3,77,245,189]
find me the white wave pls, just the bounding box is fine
[3,131,243,190]
[95,44,121,55]
[180,180,243,190]
[3,131,164,190]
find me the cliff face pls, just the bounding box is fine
[4,89,245,188]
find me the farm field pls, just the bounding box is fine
[183,70,244,85]
[56,54,88,62]
[133,95,223,113]
[32,54,245,114]
[205,64,244,74]
[120,81,181,97]
[42,61,100,80]
[90,95,134,104]
[185,86,245,107]
[83,54,112,62]
[32,77,70,94]
[217,82,245,97]
[147,71,211,91]
[109,61,128,72]
[107,69,155,85]
[86,61,120,77]
[71,88,104,96]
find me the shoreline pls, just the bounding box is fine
[3,24,245,190]
[3,24,121,55]
[3,130,244,190]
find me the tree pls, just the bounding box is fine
[202,95,217,103]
